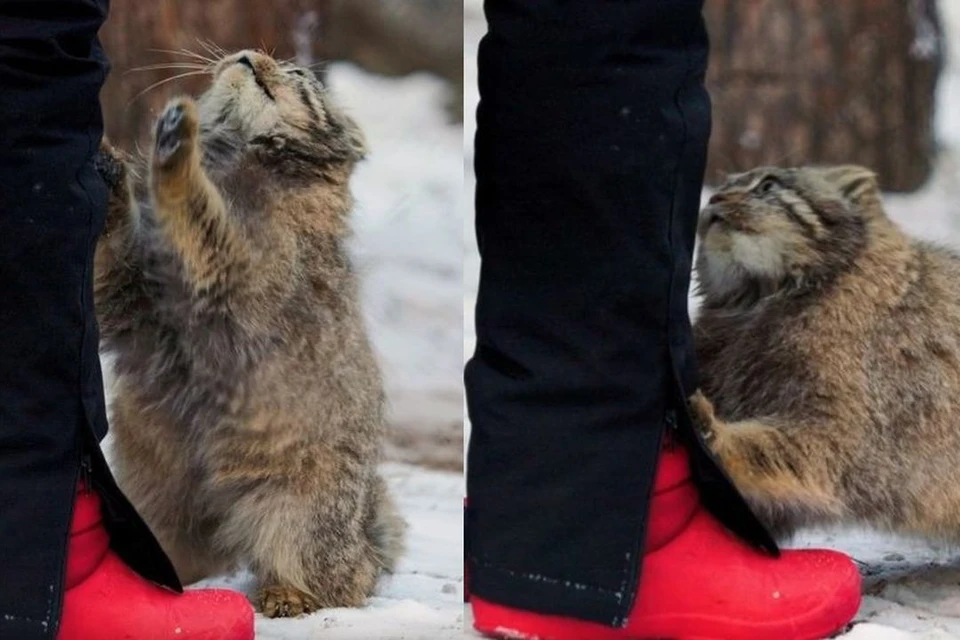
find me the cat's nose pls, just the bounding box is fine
[229,50,277,73]
[237,55,255,72]
[708,192,729,205]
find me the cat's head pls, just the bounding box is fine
[696,165,882,308]
[196,50,366,181]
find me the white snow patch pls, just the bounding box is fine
[333,61,464,462]
[841,624,952,640]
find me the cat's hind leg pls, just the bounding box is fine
[207,448,384,617]
[161,529,232,586]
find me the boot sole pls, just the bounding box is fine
[472,581,860,640]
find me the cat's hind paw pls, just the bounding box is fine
[258,585,321,618]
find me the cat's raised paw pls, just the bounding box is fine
[258,585,321,618]
[154,99,198,168]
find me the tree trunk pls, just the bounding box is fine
[703,0,942,192]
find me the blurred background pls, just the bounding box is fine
[99,0,464,473]
[101,0,462,146]
[465,1,960,637]
[702,0,940,192]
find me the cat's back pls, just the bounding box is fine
[860,241,960,422]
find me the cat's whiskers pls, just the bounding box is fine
[197,38,227,60]
[147,48,219,66]
[127,70,211,106]
[125,63,211,75]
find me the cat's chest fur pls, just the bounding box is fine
[694,297,840,421]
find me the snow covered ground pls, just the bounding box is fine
[464,1,960,638]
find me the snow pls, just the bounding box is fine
[463,0,960,638]
[335,63,465,470]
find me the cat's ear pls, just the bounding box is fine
[327,107,367,162]
[821,165,879,204]
[341,115,367,162]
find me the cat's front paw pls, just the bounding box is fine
[154,98,198,169]
[94,138,128,191]
[688,390,722,445]
[258,585,320,618]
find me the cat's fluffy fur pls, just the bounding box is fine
[94,50,405,617]
[690,164,960,541]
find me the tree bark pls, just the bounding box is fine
[703,0,942,192]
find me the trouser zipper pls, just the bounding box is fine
[664,409,679,450]
[79,450,93,494]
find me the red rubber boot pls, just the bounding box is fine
[57,484,255,640]
[471,441,862,640]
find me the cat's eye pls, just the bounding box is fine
[289,68,306,77]
[756,177,778,194]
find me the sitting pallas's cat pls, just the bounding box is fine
[93,50,404,618]
[690,165,960,541]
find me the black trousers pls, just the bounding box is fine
[0,2,178,638]
[465,0,776,626]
